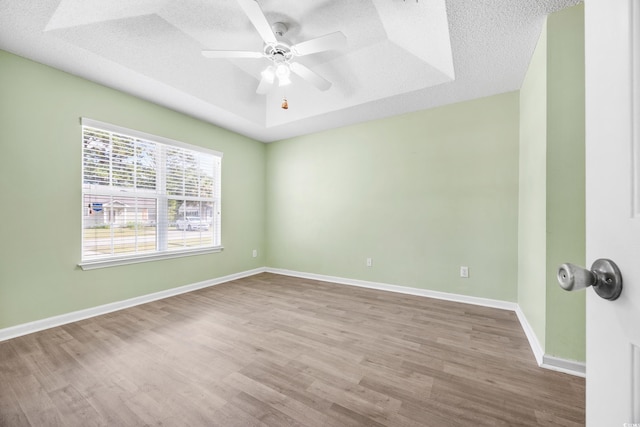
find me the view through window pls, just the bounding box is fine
[81,119,222,267]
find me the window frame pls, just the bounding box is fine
[78,118,223,270]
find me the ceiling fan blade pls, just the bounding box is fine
[289,62,332,91]
[236,0,277,45]
[201,50,264,59]
[256,66,275,94]
[291,31,347,56]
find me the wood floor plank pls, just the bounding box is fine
[306,378,402,425]
[230,391,303,427]
[48,385,105,427]
[6,374,65,426]
[0,273,585,426]
[223,372,331,426]
[0,373,30,427]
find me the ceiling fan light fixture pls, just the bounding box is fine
[278,74,292,87]
[261,66,275,84]
[275,63,289,78]
[275,63,291,86]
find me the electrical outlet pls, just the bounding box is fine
[366,258,373,267]
[460,266,469,278]
[252,249,258,258]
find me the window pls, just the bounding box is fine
[80,118,222,269]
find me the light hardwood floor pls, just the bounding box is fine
[0,273,584,426]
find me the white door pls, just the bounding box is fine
[585,0,640,425]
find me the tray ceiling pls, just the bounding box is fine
[0,0,580,142]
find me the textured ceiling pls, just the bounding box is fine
[0,0,580,142]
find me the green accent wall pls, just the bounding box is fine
[545,4,586,361]
[518,4,586,362]
[266,93,520,302]
[519,20,549,352]
[0,50,266,329]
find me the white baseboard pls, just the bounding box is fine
[514,305,585,377]
[267,267,586,377]
[0,266,586,378]
[0,267,267,342]
[266,267,518,311]
[542,355,586,377]
[515,305,545,366]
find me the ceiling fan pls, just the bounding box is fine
[201,0,347,94]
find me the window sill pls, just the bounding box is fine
[78,246,224,270]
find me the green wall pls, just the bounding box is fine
[545,4,586,361]
[0,50,266,329]
[519,20,548,351]
[518,4,586,362]
[266,93,520,302]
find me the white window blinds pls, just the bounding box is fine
[80,118,222,269]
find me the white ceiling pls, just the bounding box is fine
[0,0,580,142]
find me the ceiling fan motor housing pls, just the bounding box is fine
[265,44,292,63]
[264,22,293,62]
